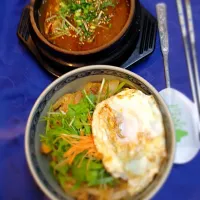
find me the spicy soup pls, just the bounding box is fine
[39,0,130,51]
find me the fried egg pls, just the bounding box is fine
[92,88,167,196]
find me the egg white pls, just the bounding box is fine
[92,88,167,195]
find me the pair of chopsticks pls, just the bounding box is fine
[176,0,200,121]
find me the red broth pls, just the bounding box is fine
[39,0,130,51]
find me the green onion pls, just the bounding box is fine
[60,15,79,33]
[90,24,96,29]
[83,90,95,107]
[69,116,75,126]
[114,81,126,94]
[97,78,105,104]
[50,0,117,43]
[46,15,57,22]
[75,9,82,17]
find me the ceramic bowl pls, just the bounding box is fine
[25,65,175,200]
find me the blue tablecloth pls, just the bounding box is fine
[0,0,200,199]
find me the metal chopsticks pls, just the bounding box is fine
[185,0,200,107]
[176,0,200,119]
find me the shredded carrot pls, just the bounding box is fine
[63,134,102,165]
[41,142,51,154]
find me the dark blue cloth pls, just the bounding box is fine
[0,0,199,199]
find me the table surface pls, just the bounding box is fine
[0,0,200,199]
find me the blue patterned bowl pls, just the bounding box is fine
[25,65,175,200]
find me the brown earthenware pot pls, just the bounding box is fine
[29,0,141,72]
